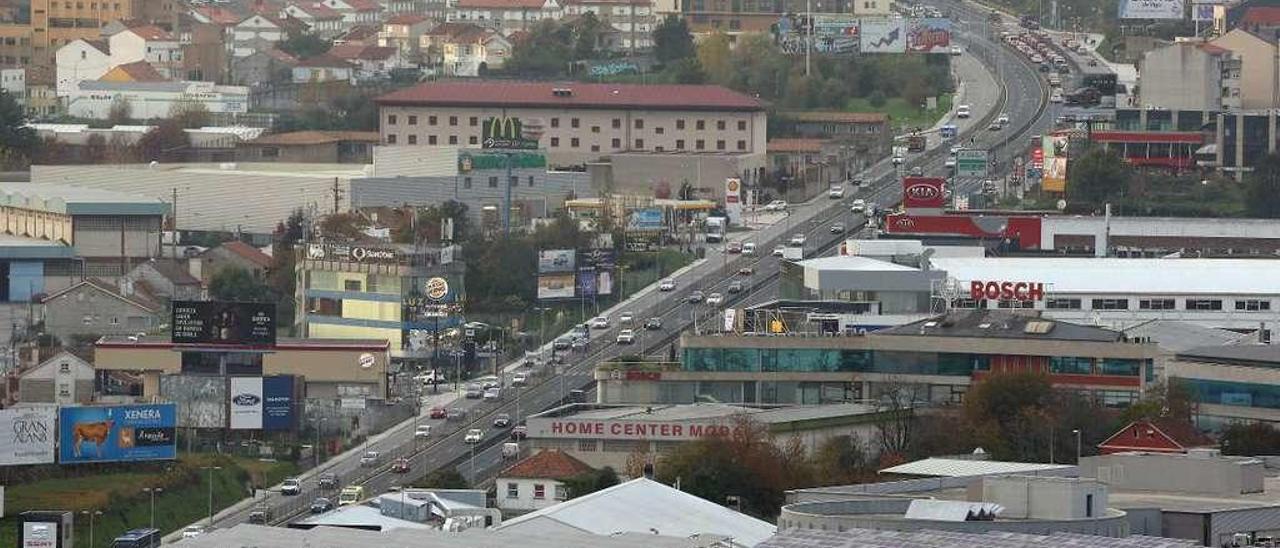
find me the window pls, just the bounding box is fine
[449,116,457,126]
[1086,494,1093,518]
[577,439,597,451]
[738,140,746,150]
[506,483,518,499]
[1236,299,1272,311]
[429,135,437,145]
[571,137,579,148]
[676,139,685,149]
[387,134,397,144]
[1046,298,1081,309]
[591,125,599,133]
[469,136,478,145]
[509,176,518,187]
[1091,298,1129,310]
[555,485,568,500]
[469,116,478,126]
[738,120,747,131]
[387,114,397,125]
[612,118,621,129]
[533,484,545,499]
[551,117,560,128]
[407,134,417,144]
[488,176,498,188]
[527,176,535,186]
[997,299,1035,309]
[676,119,685,130]
[429,115,437,125]
[1185,299,1223,310]
[1139,298,1176,310]
[611,138,621,148]
[1049,356,1092,375]
[591,145,600,152]
[635,119,644,129]
[717,120,726,130]
[408,115,417,125]
[696,139,705,150]
[696,120,705,130]
[716,140,725,150]
[463,177,473,189]
[551,137,560,147]
[635,138,644,148]
[448,135,457,144]
[344,279,362,291]
[571,118,579,128]
[655,126,664,135]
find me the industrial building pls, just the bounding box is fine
[1162,345,1280,429]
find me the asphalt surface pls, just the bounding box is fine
[184,1,1056,538]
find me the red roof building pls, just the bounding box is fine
[500,449,595,480]
[375,81,765,111]
[1097,419,1215,455]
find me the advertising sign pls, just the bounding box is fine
[902,177,946,210]
[1031,147,1044,169]
[627,208,664,232]
[576,270,597,298]
[577,248,615,270]
[861,19,906,53]
[526,417,748,441]
[262,376,295,431]
[306,243,400,264]
[160,375,225,429]
[1119,0,1185,19]
[482,116,540,150]
[1044,157,1068,192]
[907,18,951,53]
[537,249,576,273]
[597,270,614,296]
[172,301,276,346]
[773,15,860,55]
[22,522,55,548]
[956,149,989,177]
[0,407,55,465]
[1044,134,1069,158]
[724,177,742,225]
[969,280,1046,301]
[537,274,575,299]
[58,404,176,464]
[229,377,263,430]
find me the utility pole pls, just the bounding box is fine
[331,177,343,214]
[170,187,178,260]
[805,0,812,77]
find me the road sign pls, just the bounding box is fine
[956,149,989,177]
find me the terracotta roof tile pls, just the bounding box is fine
[500,449,595,480]
[1243,6,1280,26]
[782,111,889,124]
[126,24,174,41]
[375,81,765,112]
[196,6,244,25]
[218,241,274,269]
[337,24,380,42]
[108,61,169,82]
[385,14,429,25]
[767,138,827,154]
[1151,418,1215,449]
[291,2,342,19]
[455,0,549,9]
[343,0,381,11]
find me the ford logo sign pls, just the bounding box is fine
[233,393,261,406]
[905,183,941,200]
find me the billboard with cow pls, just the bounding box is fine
[58,403,176,464]
[902,177,947,210]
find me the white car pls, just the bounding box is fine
[182,526,206,539]
[616,329,635,344]
[828,186,845,199]
[659,279,676,291]
[706,293,724,306]
[950,45,963,56]
[359,451,379,467]
[851,199,866,213]
[763,200,788,212]
[742,242,756,256]
[956,104,971,118]
[997,113,1010,125]
[892,154,905,166]
[772,245,786,257]
[950,145,962,155]
[619,312,634,324]
[789,233,806,246]
[1050,90,1064,103]
[512,371,529,386]
[281,477,301,496]
[414,424,432,439]
[483,387,502,401]
[589,316,609,329]
[945,158,957,169]
[464,428,484,444]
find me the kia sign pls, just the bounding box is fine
[969,280,1046,301]
[172,301,276,346]
[902,177,946,210]
[0,407,56,465]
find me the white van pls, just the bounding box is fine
[742,242,756,256]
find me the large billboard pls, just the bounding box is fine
[537,273,576,299]
[902,177,947,210]
[482,116,540,150]
[172,301,276,346]
[1119,0,1184,19]
[861,19,906,53]
[0,407,56,465]
[58,404,176,464]
[229,377,263,430]
[306,243,401,264]
[907,18,951,53]
[773,15,860,55]
[537,249,576,273]
[230,376,296,431]
[626,208,664,232]
[160,375,225,429]
[725,178,742,225]
[1044,157,1068,192]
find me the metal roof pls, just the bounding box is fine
[0,182,167,216]
[1175,344,1280,367]
[929,257,1280,296]
[796,255,919,272]
[903,499,1004,522]
[758,528,1199,548]
[295,504,433,531]
[880,458,1077,478]
[1122,320,1250,353]
[179,523,727,547]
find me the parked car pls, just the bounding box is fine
[687,291,705,303]
[414,424,432,439]
[493,413,512,428]
[728,281,744,294]
[589,316,610,329]
[309,498,334,514]
[359,451,380,467]
[830,223,845,234]
[281,477,301,496]
[429,406,448,419]
[391,457,411,473]
[644,317,663,330]
[318,473,339,490]
[616,329,636,344]
[465,428,484,444]
[659,279,676,291]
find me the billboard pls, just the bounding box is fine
[58,404,176,464]
[482,116,541,150]
[306,243,400,264]
[576,270,597,298]
[1044,157,1068,192]
[537,249,576,273]
[724,178,742,225]
[902,177,947,210]
[231,376,296,431]
[0,407,56,465]
[773,15,860,55]
[956,149,989,177]
[160,375,225,429]
[627,208,664,232]
[907,18,951,53]
[861,19,906,53]
[172,301,276,346]
[1119,0,1184,19]
[229,377,263,430]
[537,273,575,299]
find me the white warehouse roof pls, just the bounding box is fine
[880,458,1076,478]
[929,257,1280,296]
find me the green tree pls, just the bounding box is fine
[506,20,573,76]
[270,209,306,329]
[209,265,270,302]
[414,468,469,489]
[696,32,734,86]
[653,14,695,63]
[107,96,133,126]
[668,58,706,84]
[1246,153,1280,218]
[963,371,1055,461]
[1067,146,1131,206]
[1119,378,1198,424]
[810,435,872,485]
[278,33,332,59]
[169,98,211,129]
[137,119,189,162]
[0,90,34,166]
[318,212,369,241]
[572,11,603,60]
[1221,422,1280,456]
[561,466,620,498]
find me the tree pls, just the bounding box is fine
[572,12,603,60]
[107,96,133,126]
[810,435,873,485]
[318,212,369,241]
[963,371,1055,461]
[278,33,331,59]
[0,90,34,167]
[1067,146,1131,207]
[506,20,573,76]
[270,209,306,330]
[137,119,189,162]
[1247,153,1280,218]
[696,32,733,85]
[1221,422,1280,456]
[169,98,211,129]
[84,133,107,164]
[1119,378,1198,424]
[414,468,468,489]
[209,265,270,302]
[560,466,620,498]
[653,14,695,64]
[668,58,706,84]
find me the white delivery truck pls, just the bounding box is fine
[705,216,727,243]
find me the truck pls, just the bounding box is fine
[782,246,804,261]
[705,216,727,243]
[906,134,926,153]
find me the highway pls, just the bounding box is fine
[186,1,1056,536]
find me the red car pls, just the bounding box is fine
[391,457,411,473]
[429,407,447,419]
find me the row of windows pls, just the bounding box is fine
[460,175,537,189]
[386,134,473,146]
[506,482,566,501]
[387,113,749,133]
[385,133,747,152]
[682,347,1146,378]
[1029,298,1271,312]
[1185,378,1280,410]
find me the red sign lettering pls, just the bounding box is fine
[969,280,1045,301]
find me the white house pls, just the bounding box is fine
[328,44,406,80]
[449,0,563,32]
[231,15,291,58]
[55,39,112,96]
[562,0,653,51]
[319,0,383,24]
[281,2,348,36]
[496,449,595,514]
[18,351,96,405]
[441,27,511,76]
[66,80,250,120]
[291,53,355,83]
[108,25,184,80]
[1,68,25,103]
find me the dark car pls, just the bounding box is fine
[644,317,663,330]
[429,406,448,419]
[318,473,339,490]
[493,413,512,428]
[727,281,744,294]
[687,291,705,303]
[310,498,334,514]
[510,426,528,440]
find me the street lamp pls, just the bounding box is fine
[314,417,327,469]
[143,487,164,528]
[80,510,103,547]
[1072,429,1082,463]
[202,466,222,527]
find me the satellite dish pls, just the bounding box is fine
[1056,199,1067,211]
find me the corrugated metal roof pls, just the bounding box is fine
[796,255,918,272]
[930,257,1280,296]
[880,458,1076,478]
[903,499,1004,521]
[178,523,726,547]
[1122,320,1249,352]
[759,528,1199,548]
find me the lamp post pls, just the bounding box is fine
[80,510,102,547]
[143,487,164,528]
[1072,429,1082,463]
[314,417,327,468]
[202,466,222,527]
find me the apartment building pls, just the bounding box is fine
[681,0,854,33]
[562,0,654,51]
[1139,41,1240,112]
[375,81,767,165]
[448,0,563,33]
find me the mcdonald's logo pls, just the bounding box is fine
[482,116,539,150]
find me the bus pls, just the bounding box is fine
[111,528,162,548]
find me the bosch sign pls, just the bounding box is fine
[970,281,1045,301]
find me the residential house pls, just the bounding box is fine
[190,5,244,27]
[378,14,434,59]
[26,65,56,118]
[55,39,112,96]
[449,0,563,33]
[777,110,893,166]
[182,23,229,82]
[123,258,202,301]
[108,25,183,80]
[496,449,595,514]
[237,130,378,162]
[292,53,355,82]
[99,60,169,83]
[18,351,95,405]
[280,3,346,37]
[1098,418,1215,455]
[1209,28,1277,110]
[231,14,296,57]
[197,240,273,285]
[334,24,380,47]
[329,44,404,80]
[0,68,24,104]
[41,278,163,343]
[562,0,653,51]
[231,48,298,85]
[318,0,382,24]
[419,22,480,66]
[1140,41,1240,112]
[440,27,511,76]
[1238,6,1280,39]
